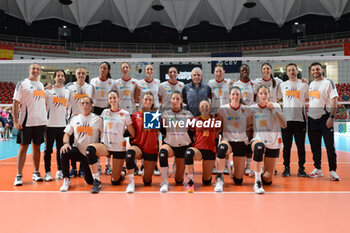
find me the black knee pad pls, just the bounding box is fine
[85,146,98,165]
[253,142,265,162]
[159,149,169,167]
[111,176,123,185]
[185,148,195,165]
[233,176,243,185]
[202,176,212,185]
[217,143,228,159]
[261,174,272,185]
[175,179,183,185]
[143,178,152,186]
[126,150,136,170]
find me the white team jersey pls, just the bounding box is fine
[251,103,284,149]
[280,80,309,122]
[136,79,160,109]
[64,113,103,155]
[90,77,115,108]
[101,108,132,152]
[45,87,70,127]
[113,78,137,114]
[159,80,185,112]
[162,109,193,147]
[233,79,257,106]
[254,77,283,103]
[65,82,94,116]
[218,104,253,143]
[308,78,338,119]
[208,78,231,114]
[13,78,47,127]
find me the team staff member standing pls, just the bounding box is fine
[182,67,212,116]
[65,67,94,177]
[280,64,309,177]
[44,70,70,181]
[13,63,47,186]
[60,96,103,192]
[308,62,340,181]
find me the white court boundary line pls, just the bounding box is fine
[0,190,349,194]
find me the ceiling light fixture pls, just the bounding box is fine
[152,0,164,11]
[59,0,73,6]
[243,1,257,8]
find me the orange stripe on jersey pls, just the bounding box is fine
[53,97,67,106]
[309,90,320,99]
[75,93,89,100]
[33,90,45,98]
[77,126,93,136]
[286,90,300,98]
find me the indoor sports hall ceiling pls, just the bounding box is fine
[0,0,350,32]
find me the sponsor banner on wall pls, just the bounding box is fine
[211,52,242,73]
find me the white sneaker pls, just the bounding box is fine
[254,181,265,194]
[329,171,340,181]
[45,172,53,181]
[160,181,168,193]
[214,177,224,192]
[309,168,323,178]
[60,178,71,192]
[153,166,161,176]
[14,175,23,186]
[32,171,43,182]
[244,167,251,176]
[126,180,135,193]
[55,170,63,179]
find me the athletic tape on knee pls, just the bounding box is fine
[159,149,169,167]
[184,149,195,165]
[125,150,136,169]
[253,142,265,162]
[85,146,98,165]
[217,143,228,159]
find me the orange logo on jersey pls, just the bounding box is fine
[120,141,126,147]
[123,90,130,96]
[244,92,248,98]
[53,97,67,106]
[203,130,209,137]
[309,91,320,99]
[278,137,282,144]
[260,120,267,127]
[234,121,239,128]
[75,93,89,100]
[132,81,135,85]
[286,90,300,98]
[33,90,45,98]
[120,113,124,117]
[218,89,223,96]
[77,126,93,136]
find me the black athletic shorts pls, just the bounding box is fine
[170,145,189,158]
[17,125,46,145]
[265,148,280,158]
[110,151,126,159]
[198,149,216,160]
[228,141,247,157]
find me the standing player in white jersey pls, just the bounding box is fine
[234,64,258,176]
[85,90,135,193]
[90,62,115,115]
[90,62,116,175]
[208,65,231,174]
[59,96,103,192]
[158,91,193,192]
[13,63,47,186]
[136,64,160,109]
[280,63,309,177]
[215,86,253,192]
[44,70,70,181]
[308,62,340,181]
[250,85,286,194]
[254,62,283,103]
[159,67,185,112]
[136,64,161,175]
[114,62,139,114]
[65,67,94,177]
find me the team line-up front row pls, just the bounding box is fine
[11,61,340,194]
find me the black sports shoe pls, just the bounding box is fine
[134,165,139,175]
[282,167,290,177]
[91,179,102,194]
[297,169,308,177]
